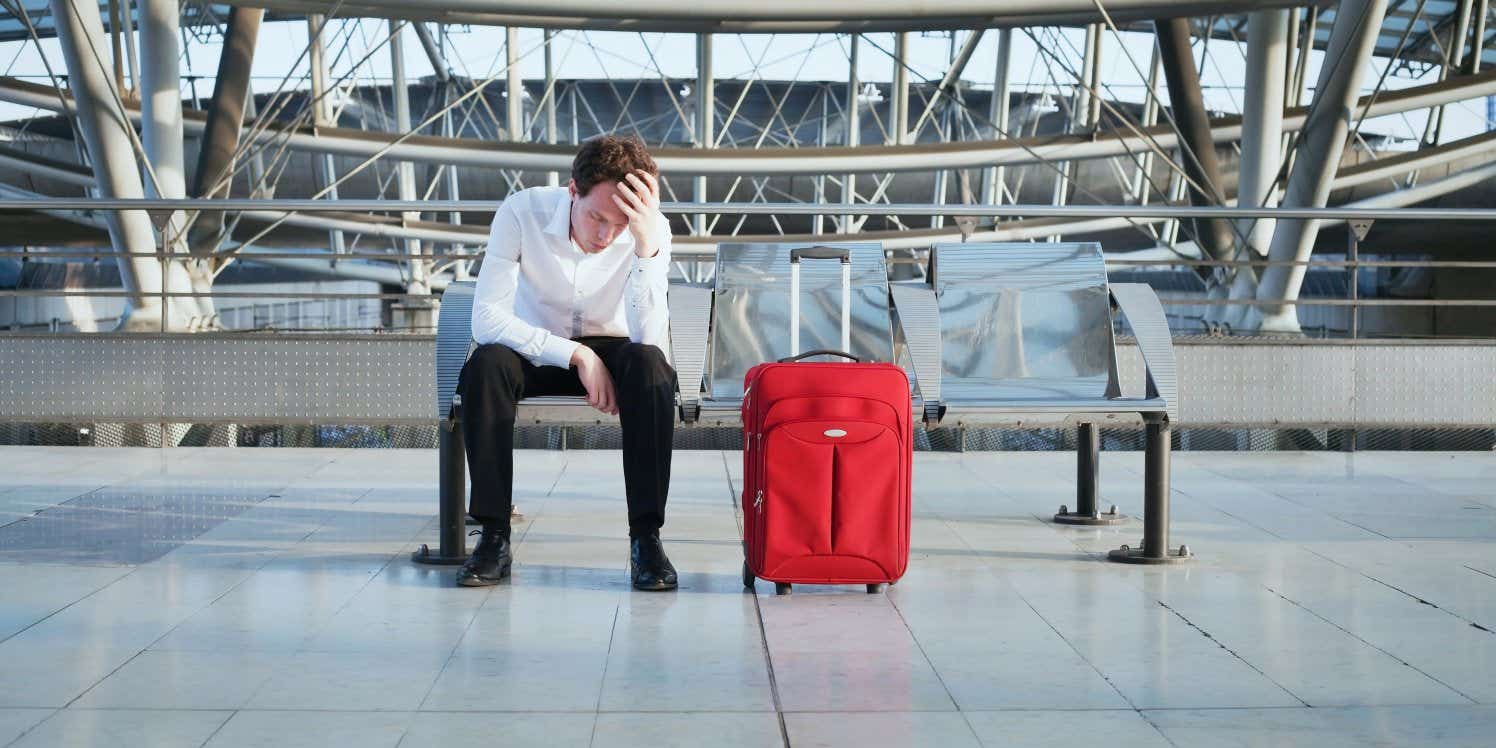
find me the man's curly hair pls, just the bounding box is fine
[571,134,658,197]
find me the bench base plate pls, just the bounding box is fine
[410,543,469,566]
[1054,506,1128,525]
[1107,545,1192,564]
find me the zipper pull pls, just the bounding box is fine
[754,490,763,511]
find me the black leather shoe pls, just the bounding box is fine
[630,533,678,591]
[456,529,512,587]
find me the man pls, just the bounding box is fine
[455,135,678,591]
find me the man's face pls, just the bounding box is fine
[568,179,631,254]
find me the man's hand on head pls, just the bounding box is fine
[613,169,661,259]
[570,346,618,416]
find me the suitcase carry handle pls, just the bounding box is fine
[789,246,853,358]
[778,349,861,364]
[790,246,851,264]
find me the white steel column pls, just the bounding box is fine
[51,0,169,329]
[1050,23,1101,241]
[1255,0,1390,333]
[390,20,431,329]
[892,31,910,145]
[695,33,713,236]
[139,0,203,325]
[308,13,347,255]
[1129,45,1162,204]
[1224,9,1290,327]
[816,85,828,234]
[506,27,523,142]
[982,27,1012,206]
[843,33,859,232]
[545,29,559,186]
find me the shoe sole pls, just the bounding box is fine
[632,580,678,591]
[456,560,512,587]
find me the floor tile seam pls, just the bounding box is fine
[1163,470,1384,543]
[192,709,238,748]
[936,513,1140,711]
[586,605,623,748]
[1299,545,1496,632]
[746,581,791,747]
[1260,584,1481,704]
[0,708,60,748]
[0,479,114,533]
[1155,478,1496,635]
[1138,702,1496,712]
[1154,600,1310,707]
[118,487,382,711]
[409,507,547,712]
[1465,565,1496,585]
[719,448,785,744]
[884,585,964,713]
[1133,708,1186,748]
[547,459,571,498]
[0,556,146,648]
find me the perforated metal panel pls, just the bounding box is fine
[2,336,1493,430]
[1,333,433,424]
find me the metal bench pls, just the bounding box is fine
[891,242,1184,563]
[418,240,1187,566]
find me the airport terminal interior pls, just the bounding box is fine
[2,1,1496,746]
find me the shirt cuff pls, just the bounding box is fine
[632,247,667,272]
[539,335,581,369]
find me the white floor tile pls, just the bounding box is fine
[963,710,1170,748]
[8,708,230,748]
[590,712,783,748]
[203,710,409,748]
[784,711,980,748]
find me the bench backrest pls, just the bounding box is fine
[435,281,476,419]
[708,242,894,400]
[931,242,1119,402]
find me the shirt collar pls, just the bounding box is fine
[543,190,572,239]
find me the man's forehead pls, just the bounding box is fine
[579,181,629,221]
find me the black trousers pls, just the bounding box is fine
[456,337,676,539]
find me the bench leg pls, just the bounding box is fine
[1054,422,1126,525]
[1108,415,1191,564]
[412,418,470,565]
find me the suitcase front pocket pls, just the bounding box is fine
[761,420,901,576]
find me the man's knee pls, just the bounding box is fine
[614,343,674,388]
[464,344,526,389]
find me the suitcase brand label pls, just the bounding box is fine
[823,429,848,438]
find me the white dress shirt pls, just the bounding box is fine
[470,185,672,369]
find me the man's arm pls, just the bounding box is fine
[471,200,580,369]
[614,170,672,361]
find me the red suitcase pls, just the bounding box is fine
[740,246,912,595]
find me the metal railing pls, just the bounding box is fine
[2,200,1494,338]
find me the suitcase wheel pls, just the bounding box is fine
[867,583,886,594]
[742,562,755,590]
[775,582,793,596]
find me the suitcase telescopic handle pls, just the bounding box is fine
[789,247,853,358]
[789,246,851,264]
[778,349,861,363]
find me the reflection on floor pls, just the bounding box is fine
[2,446,1495,747]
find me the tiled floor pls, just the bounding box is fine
[2,446,1495,747]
